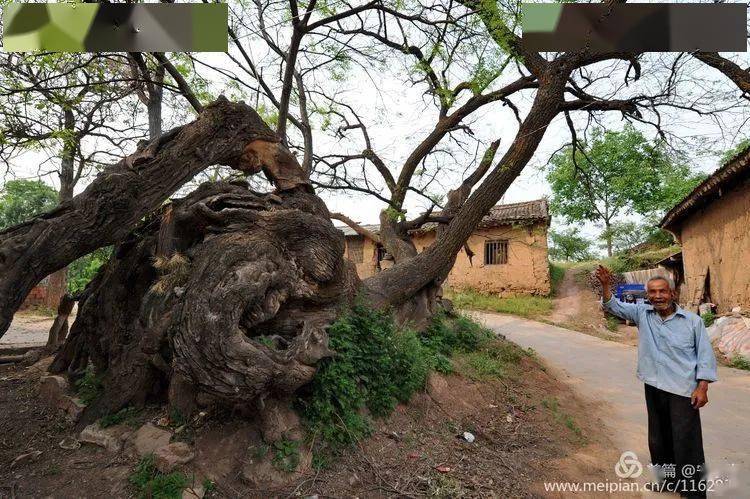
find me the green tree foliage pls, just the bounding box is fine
[600,220,675,255]
[0,179,58,229]
[67,247,111,294]
[546,125,705,255]
[719,138,750,164]
[548,227,593,261]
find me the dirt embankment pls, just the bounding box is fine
[549,268,638,345]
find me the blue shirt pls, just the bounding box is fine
[603,297,718,398]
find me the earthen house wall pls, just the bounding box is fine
[343,222,551,296]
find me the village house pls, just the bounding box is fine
[659,146,750,313]
[339,199,552,296]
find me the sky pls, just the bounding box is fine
[2,2,750,253]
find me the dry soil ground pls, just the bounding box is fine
[0,336,626,498]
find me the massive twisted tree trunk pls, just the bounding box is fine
[50,164,358,425]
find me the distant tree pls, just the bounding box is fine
[549,227,594,262]
[547,125,705,256]
[600,221,644,254]
[66,247,111,295]
[0,179,58,229]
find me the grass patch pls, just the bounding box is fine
[445,288,553,319]
[458,339,528,381]
[297,304,495,455]
[129,455,189,499]
[728,354,750,371]
[605,315,619,332]
[100,406,141,428]
[74,365,103,405]
[549,262,567,296]
[701,311,716,328]
[542,397,584,440]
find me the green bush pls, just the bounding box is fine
[420,312,493,356]
[701,311,716,328]
[549,262,566,296]
[297,303,432,450]
[298,305,494,452]
[129,455,189,499]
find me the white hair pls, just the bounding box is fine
[646,275,675,291]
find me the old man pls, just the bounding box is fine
[596,266,717,498]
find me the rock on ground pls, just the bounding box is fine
[79,423,132,453]
[182,484,205,499]
[154,442,195,473]
[708,315,750,358]
[130,423,173,457]
[39,375,85,421]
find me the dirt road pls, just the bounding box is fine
[474,311,750,497]
[0,314,53,347]
[549,267,588,323]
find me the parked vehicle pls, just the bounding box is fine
[615,283,648,304]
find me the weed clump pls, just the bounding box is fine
[129,455,189,499]
[701,311,716,328]
[729,353,750,371]
[74,365,103,404]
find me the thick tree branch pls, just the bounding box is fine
[0,98,288,337]
[391,76,537,208]
[151,53,203,113]
[330,212,381,243]
[693,52,750,96]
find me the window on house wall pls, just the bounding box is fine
[484,239,508,265]
[347,237,364,263]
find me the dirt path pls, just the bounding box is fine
[0,314,54,347]
[549,268,639,344]
[474,311,750,497]
[550,268,586,322]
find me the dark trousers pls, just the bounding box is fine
[645,383,707,498]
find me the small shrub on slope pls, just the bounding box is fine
[297,303,431,450]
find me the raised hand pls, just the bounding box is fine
[595,265,613,301]
[595,265,613,286]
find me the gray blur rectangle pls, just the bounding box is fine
[521,3,746,53]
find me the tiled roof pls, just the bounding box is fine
[335,199,550,237]
[660,146,750,231]
[336,223,381,237]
